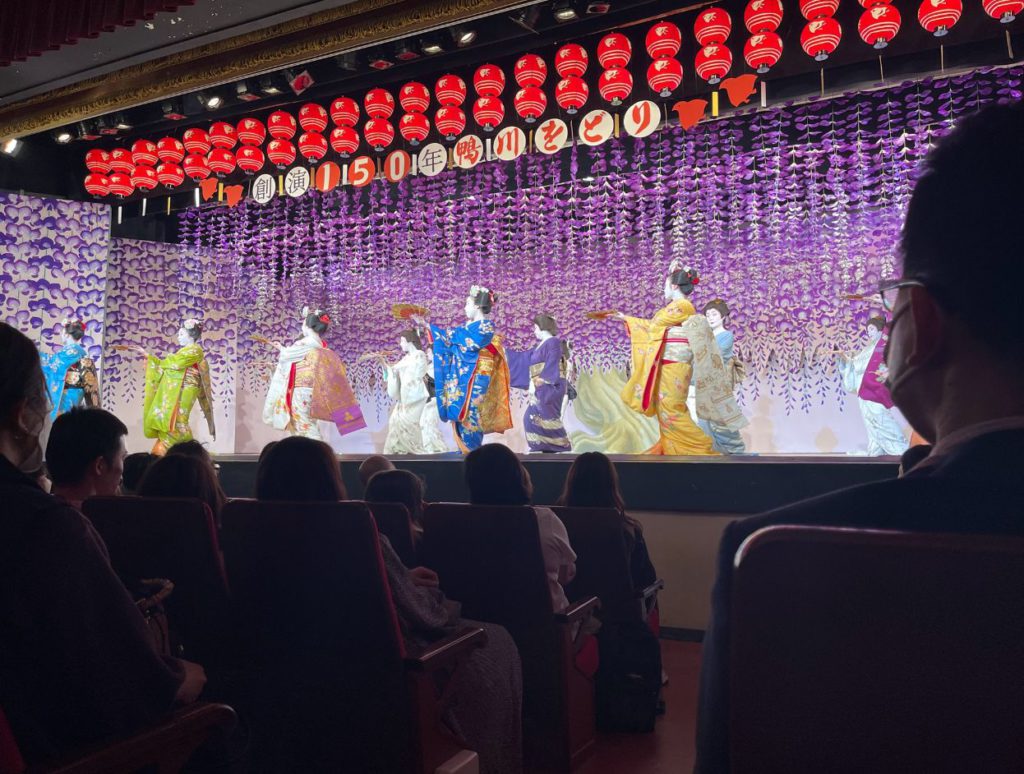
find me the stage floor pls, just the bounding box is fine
[216,453,899,514]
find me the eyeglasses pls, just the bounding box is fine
[876,278,927,312]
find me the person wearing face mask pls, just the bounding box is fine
[0,323,206,764]
[835,315,909,456]
[378,329,448,454]
[40,318,100,419]
[694,99,1024,774]
[261,306,365,442]
[122,318,215,456]
[506,314,572,453]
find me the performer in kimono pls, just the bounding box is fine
[696,300,747,454]
[836,315,909,456]
[124,318,215,456]
[41,318,100,419]
[609,265,746,456]
[412,286,512,453]
[506,314,572,453]
[379,330,447,455]
[261,307,366,442]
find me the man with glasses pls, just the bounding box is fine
[695,99,1024,773]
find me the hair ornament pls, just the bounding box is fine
[319,313,331,324]
[469,284,491,297]
[183,318,200,330]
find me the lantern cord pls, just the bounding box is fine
[1007,30,1015,60]
[819,68,825,98]
[940,44,946,73]
[879,55,885,84]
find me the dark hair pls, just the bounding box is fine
[703,299,730,319]
[0,323,47,430]
[257,436,346,501]
[470,288,496,315]
[669,267,700,296]
[64,320,86,341]
[464,444,532,506]
[556,452,640,527]
[166,439,214,466]
[44,408,127,487]
[866,315,887,332]
[358,454,395,488]
[304,308,330,335]
[181,320,203,341]
[365,469,426,524]
[400,329,423,350]
[138,454,226,523]
[533,314,558,335]
[258,440,278,464]
[901,100,1024,358]
[122,452,157,494]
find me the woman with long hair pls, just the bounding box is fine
[255,435,347,501]
[138,452,227,527]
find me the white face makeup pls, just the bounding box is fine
[705,308,723,329]
[663,277,674,300]
[867,323,883,342]
[399,336,414,353]
[464,296,478,320]
[176,327,192,346]
[533,324,544,340]
[61,332,74,347]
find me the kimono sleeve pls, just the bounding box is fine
[197,359,216,435]
[505,347,532,390]
[536,338,563,385]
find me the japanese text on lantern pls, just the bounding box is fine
[284,167,310,197]
[455,136,483,169]
[417,143,447,177]
[494,126,526,161]
[580,109,614,146]
[252,173,276,204]
[623,100,660,139]
[538,118,567,154]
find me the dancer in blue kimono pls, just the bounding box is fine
[41,319,100,419]
[413,286,512,453]
[507,314,572,453]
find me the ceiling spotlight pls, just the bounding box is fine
[96,116,119,136]
[510,7,542,32]
[586,1,611,13]
[52,129,73,144]
[77,120,101,140]
[235,80,261,102]
[1,139,22,156]
[334,52,360,71]
[284,68,315,93]
[162,99,187,120]
[393,40,420,61]
[421,35,444,55]
[259,75,284,96]
[114,113,132,131]
[451,25,477,46]
[196,92,223,110]
[553,1,578,22]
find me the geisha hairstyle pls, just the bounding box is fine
[303,306,330,334]
[669,267,701,296]
[469,286,497,314]
[867,315,887,333]
[400,329,424,350]
[181,319,203,341]
[62,319,86,341]
[703,299,730,319]
[533,314,558,335]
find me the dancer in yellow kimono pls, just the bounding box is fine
[125,318,215,455]
[609,265,746,456]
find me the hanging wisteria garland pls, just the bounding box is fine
[177,66,1023,414]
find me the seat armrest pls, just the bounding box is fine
[635,579,665,600]
[405,627,487,673]
[555,596,601,625]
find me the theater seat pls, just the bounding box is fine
[220,499,486,774]
[731,526,1024,774]
[420,503,599,772]
[366,501,418,567]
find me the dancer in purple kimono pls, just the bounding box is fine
[507,315,572,453]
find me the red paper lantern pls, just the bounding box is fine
[330,126,360,157]
[183,154,211,181]
[434,75,468,107]
[298,103,328,132]
[365,88,396,119]
[131,140,158,167]
[209,121,236,149]
[597,33,632,68]
[235,118,266,147]
[918,0,962,35]
[745,0,785,32]
[514,54,547,87]
[647,58,684,97]
[268,111,297,140]
[399,113,431,145]
[84,173,109,196]
[555,44,589,78]
[982,0,1023,22]
[156,137,185,163]
[331,97,360,127]
[801,17,842,60]
[107,173,134,198]
[298,131,329,162]
[744,32,784,72]
[236,147,265,175]
[363,120,395,151]
[156,162,185,187]
[473,64,506,97]
[182,128,211,156]
[434,107,466,140]
[646,22,683,59]
[131,165,158,191]
[108,148,134,175]
[555,76,589,114]
[472,97,505,130]
[800,0,840,18]
[514,86,547,122]
[695,44,733,84]
[859,4,901,48]
[598,68,634,105]
[695,7,733,46]
[208,149,236,178]
[400,82,431,113]
[267,139,297,168]
[85,148,111,173]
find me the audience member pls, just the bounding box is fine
[138,454,226,527]
[464,443,576,612]
[165,439,217,469]
[0,323,205,763]
[256,436,523,774]
[557,451,657,592]
[257,440,278,464]
[121,452,157,494]
[45,408,127,511]
[364,468,427,528]
[695,100,1024,773]
[358,453,394,489]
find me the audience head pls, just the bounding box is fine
[138,453,226,521]
[891,99,1024,440]
[166,439,215,466]
[257,436,346,502]
[358,454,395,488]
[121,452,157,494]
[557,452,626,513]
[364,469,426,524]
[258,440,279,464]
[0,323,50,473]
[465,443,532,506]
[45,408,128,498]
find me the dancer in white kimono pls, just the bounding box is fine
[836,315,908,456]
[380,330,448,455]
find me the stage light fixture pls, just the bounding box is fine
[77,121,101,140]
[162,99,187,120]
[334,52,360,71]
[510,7,542,32]
[284,68,315,94]
[96,116,119,136]
[553,1,578,22]
[235,80,261,102]
[52,129,73,144]
[421,34,445,54]
[196,91,223,110]
[114,113,132,131]
[586,1,611,13]
[367,53,395,70]
[1,139,22,156]
[259,75,284,96]
[452,25,477,46]
[394,40,420,61]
